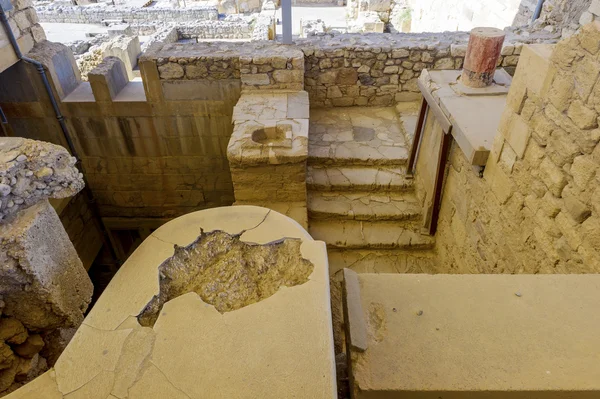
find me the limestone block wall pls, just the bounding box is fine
[432,23,600,274]
[0,0,46,74]
[298,31,556,108]
[35,4,218,25]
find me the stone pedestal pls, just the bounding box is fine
[227,91,310,228]
[460,27,506,88]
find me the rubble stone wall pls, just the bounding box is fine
[409,0,522,33]
[154,42,304,90]
[0,0,46,74]
[177,21,253,40]
[35,4,218,25]
[514,0,592,28]
[433,23,600,274]
[298,31,557,108]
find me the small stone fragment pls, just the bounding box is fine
[417,310,424,316]
[0,185,11,197]
[13,335,44,359]
[0,343,14,370]
[0,318,28,345]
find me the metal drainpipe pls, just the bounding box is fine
[531,0,546,24]
[0,9,121,268]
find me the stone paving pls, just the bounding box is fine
[308,192,421,221]
[309,220,434,249]
[307,165,413,192]
[308,106,411,165]
[306,105,435,268]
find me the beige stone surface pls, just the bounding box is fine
[346,273,600,398]
[419,69,511,166]
[0,200,92,331]
[228,90,309,228]
[6,206,336,399]
[307,165,413,192]
[308,191,421,221]
[309,107,410,166]
[309,220,433,250]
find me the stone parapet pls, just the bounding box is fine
[297,30,559,107]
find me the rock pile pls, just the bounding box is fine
[0,313,48,395]
[0,138,84,223]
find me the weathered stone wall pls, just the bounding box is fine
[514,0,592,29]
[0,0,46,74]
[0,137,93,393]
[298,31,557,108]
[155,42,304,91]
[177,20,253,40]
[55,193,103,270]
[408,0,522,33]
[433,23,600,274]
[35,4,218,25]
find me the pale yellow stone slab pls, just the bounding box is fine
[127,364,190,399]
[8,206,336,399]
[54,325,133,395]
[150,242,335,398]
[6,371,62,399]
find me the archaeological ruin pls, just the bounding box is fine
[1,0,600,396]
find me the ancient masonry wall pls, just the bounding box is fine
[514,0,592,28]
[177,20,253,41]
[298,31,558,108]
[0,0,46,73]
[35,4,218,25]
[1,32,556,220]
[406,0,521,33]
[56,193,103,270]
[433,23,600,274]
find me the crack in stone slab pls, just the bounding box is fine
[137,229,314,327]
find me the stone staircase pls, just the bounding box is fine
[306,105,436,274]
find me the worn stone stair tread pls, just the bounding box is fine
[307,165,414,192]
[308,220,434,249]
[327,248,436,275]
[308,106,410,166]
[308,191,421,221]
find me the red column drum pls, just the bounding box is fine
[460,27,506,88]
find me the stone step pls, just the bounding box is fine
[308,192,421,221]
[327,248,436,276]
[308,106,410,167]
[307,165,414,192]
[308,220,434,250]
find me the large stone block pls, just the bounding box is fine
[0,200,93,330]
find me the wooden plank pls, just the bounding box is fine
[417,79,452,134]
[406,97,428,178]
[429,127,453,235]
